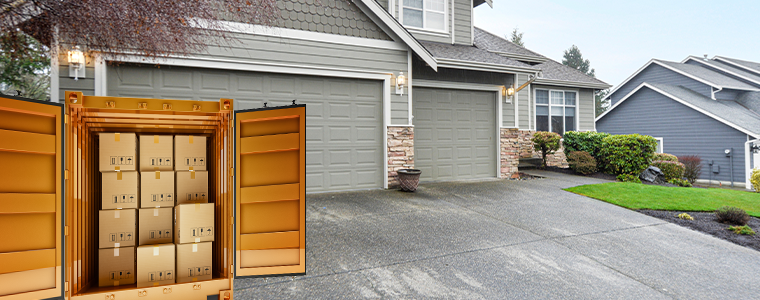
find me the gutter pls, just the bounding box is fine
[436,58,539,74]
[533,78,611,90]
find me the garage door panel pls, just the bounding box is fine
[109,65,383,192]
[414,87,496,182]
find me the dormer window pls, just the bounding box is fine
[402,0,447,32]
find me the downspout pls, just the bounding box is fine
[711,86,722,100]
[746,138,760,190]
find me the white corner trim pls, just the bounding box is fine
[597,82,760,137]
[450,0,455,44]
[50,51,59,102]
[714,56,760,77]
[654,137,663,153]
[407,50,413,125]
[94,55,107,96]
[383,76,391,189]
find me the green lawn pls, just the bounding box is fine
[565,182,760,217]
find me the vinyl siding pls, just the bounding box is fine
[515,74,531,128]
[610,64,712,105]
[453,0,472,45]
[714,88,743,101]
[597,87,749,182]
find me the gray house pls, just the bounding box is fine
[53,0,608,192]
[597,56,760,189]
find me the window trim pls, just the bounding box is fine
[534,88,579,134]
[399,0,449,33]
[654,137,664,153]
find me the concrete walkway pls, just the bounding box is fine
[235,171,760,299]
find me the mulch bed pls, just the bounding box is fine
[639,210,760,252]
[542,166,617,181]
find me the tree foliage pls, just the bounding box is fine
[509,27,524,47]
[562,45,594,78]
[595,89,609,117]
[531,131,561,169]
[0,0,280,60]
[0,31,49,100]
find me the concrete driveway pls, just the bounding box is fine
[235,171,760,299]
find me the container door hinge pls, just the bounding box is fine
[230,265,234,274]
[64,115,69,124]
[65,170,68,180]
[65,281,69,292]
[230,168,234,177]
[64,226,68,236]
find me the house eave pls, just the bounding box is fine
[491,51,548,64]
[533,78,611,89]
[436,58,539,74]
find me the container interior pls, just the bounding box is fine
[66,104,233,296]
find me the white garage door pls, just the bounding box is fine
[107,64,384,192]
[413,87,497,182]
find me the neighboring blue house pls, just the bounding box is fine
[597,56,760,190]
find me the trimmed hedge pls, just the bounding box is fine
[562,131,611,170]
[653,153,678,162]
[652,160,685,181]
[751,169,760,193]
[599,134,658,175]
[567,151,597,175]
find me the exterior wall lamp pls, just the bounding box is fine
[68,46,85,81]
[396,72,406,96]
[503,85,515,99]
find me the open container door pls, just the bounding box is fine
[235,104,306,277]
[0,95,64,299]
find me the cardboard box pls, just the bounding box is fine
[140,171,175,208]
[175,135,207,171]
[139,207,173,245]
[175,203,215,244]
[99,133,137,172]
[176,171,209,205]
[176,242,213,283]
[99,209,136,248]
[102,171,139,210]
[99,247,135,287]
[136,244,175,287]
[139,135,174,171]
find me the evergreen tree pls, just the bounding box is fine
[562,45,594,77]
[509,28,525,47]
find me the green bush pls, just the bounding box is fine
[715,206,750,225]
[678,155,702,184]
[616,174,641,183]
[668,178,692,187]
[652,160,685,180]
[599,134,658,175]
[531,131,561,168]
[728,225,756,235]
[751,169,760,193]
[653,153,678,162]
[567,151,597,175]
[562,131,611,169]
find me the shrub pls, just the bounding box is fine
[652,160,685,180]
[728,225,756,235]
[616,174,641,183]
[653,153,678,162]
[715,206,750,225]
[677,213,693,220]
[599,134,658,175]
[679,155,703,184]
[567,151,597,175]
[668,178,692,187]
[531,131,561,168]
[562,131,611,169]
[751,169,760,193]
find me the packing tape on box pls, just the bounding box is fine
[154,135,159,143]
[114,281,119,286]
[115,133,120,142]
[154,208,159,217]
[189,166,193,171]
[189,135,193,144]
[155,171,160,179]
[195,238,200,243]
[116,171,122,180]
[154,282,159,286]
[190,170,195,179]
[193,277,198,281]
[192,244,198,252]
[114,248,119,256]
[114,210,120,218]
[115,243,120,247]
[153,246,159,256]
[195,203,200,212]
[114,166,120,171]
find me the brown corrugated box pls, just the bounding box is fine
[175,242,212,283]
[140,171,175,208]
[139,135,174,172]
[99,133,137,172]
[139,207,173,245]
[99,209,136,248]
[98,247,135,287]
[136,244,175,287]
[175,203,215,244]
[175,135,207,171]
[176,171,208,205]
[101,171,139,210]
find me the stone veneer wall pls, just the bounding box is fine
[387,127,414,187]
[500,129,569,178]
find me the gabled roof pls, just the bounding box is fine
[655,60,759,91]
[472,27,610,89]
[420,41,539,73]
[736,91,760,115]
[714,56,760,76]
[681,56,760,87]
[598,82,760,138]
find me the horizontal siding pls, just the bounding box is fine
[453,0,471,45]
[578,88,595,131]
[390,93,408,125]
[409,30,450,43]
[611,64,712,105]
[503,97,515,127]
[597,87,749,182]
[714,88,743,101]
[516,75,530,128]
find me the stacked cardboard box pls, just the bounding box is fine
[174,136,214,283]
[98,133,137,287]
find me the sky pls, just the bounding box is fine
[474,0,760,89]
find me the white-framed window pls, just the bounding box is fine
[401,0,447,32]
[535,89,577,135]
[654,137,663,153]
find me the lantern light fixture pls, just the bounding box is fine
[68,46,85,81]
[503,85,515,99]
[396,72,406,95]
